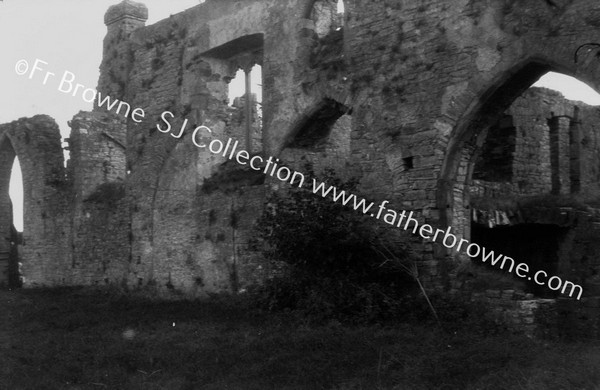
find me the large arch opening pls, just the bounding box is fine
[0,139,23,289]
[439,61,600,297]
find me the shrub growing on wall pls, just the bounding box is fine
[252,166,418,323]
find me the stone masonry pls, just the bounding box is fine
[3,0,600,331]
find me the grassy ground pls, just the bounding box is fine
[1,288,600,390]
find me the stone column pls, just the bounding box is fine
[548,115,571,195]
[569,107,581,194]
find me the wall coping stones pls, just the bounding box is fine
[104,0,148,26]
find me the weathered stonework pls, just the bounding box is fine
[0,116,70,287]
[3,0,600,331]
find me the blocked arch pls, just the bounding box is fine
[284,97,351,148]
[279,97,352,176]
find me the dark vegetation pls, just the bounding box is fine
[251,166,431,324]
[249,167,506,329]
[2,288,600,389]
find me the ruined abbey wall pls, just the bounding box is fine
[472,87,600,199]
[0,116,71,287]
[4,0,600,312]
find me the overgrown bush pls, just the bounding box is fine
[251,166,419,323]
[256,168,374,276]
[250,166,507,332]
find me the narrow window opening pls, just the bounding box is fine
[9,158,23,233]
[1,152,23,289]
[228,64,262,153]
[201,34,264,154]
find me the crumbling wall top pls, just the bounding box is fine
[104,0,148,26]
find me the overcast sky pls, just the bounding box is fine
[1,1,600,231]
[0,0,202,133]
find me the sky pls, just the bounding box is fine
[1,1,600,231]
[534,72,600,105]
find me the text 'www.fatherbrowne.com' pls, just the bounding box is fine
[310,182,582,299]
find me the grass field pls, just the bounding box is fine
[1,288,600,390]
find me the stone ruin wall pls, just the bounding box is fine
[471,87,600,199]
[0,116,71,287]
[3,0,600,332]
[66,112,130,286]
[461,86,600,336]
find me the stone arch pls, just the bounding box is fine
[272,83,352,155]
[438,54,600,247]
[436,3,600,233]
[280,97,352,174]
[285,97,351,145]
[432,40,600,301]
[0,116,70,287]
